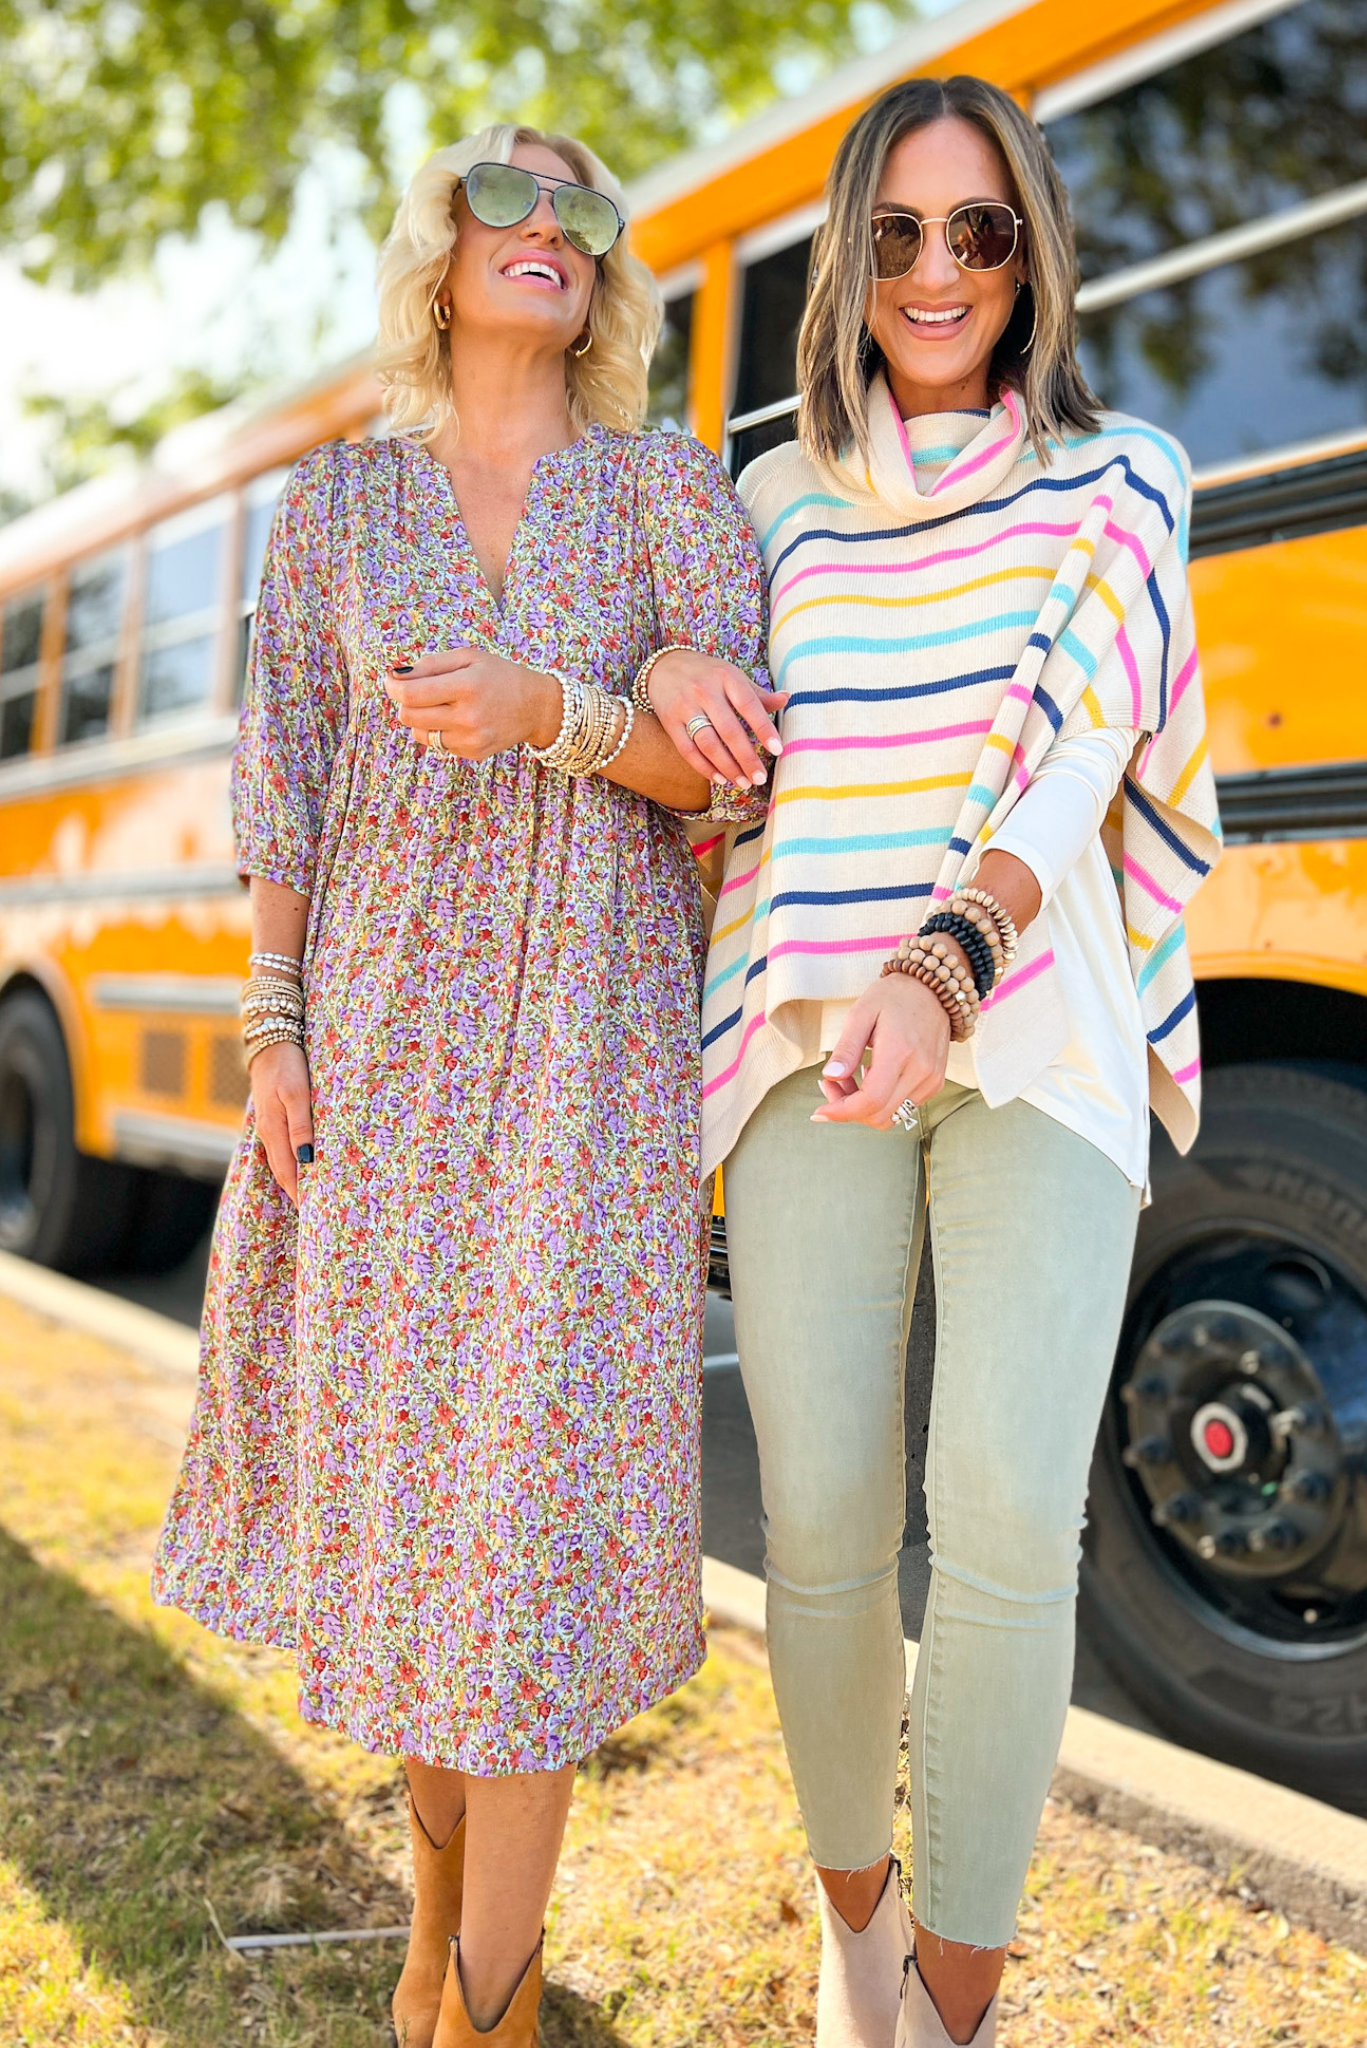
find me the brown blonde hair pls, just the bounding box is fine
[375,123,661,439]
[797,75,1100,467]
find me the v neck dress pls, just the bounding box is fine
[151,425,770,1773]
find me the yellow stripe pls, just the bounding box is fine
[1166,735,1207,810]
[984,732,1017,757]
[1083,570,1125,625]
[774,772,971,806]
[1081,685,1105,727]
[772,563,1055,637]
[1126,924,1155,952]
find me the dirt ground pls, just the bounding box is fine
[1,1292,1364,2046]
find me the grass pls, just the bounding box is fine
[0,1292,1365,2045]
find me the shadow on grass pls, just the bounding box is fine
[0,1525,632,2048]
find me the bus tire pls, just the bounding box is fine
[0,989,137,1274]
[121,1166,220,1275]
[1080,1064,1367,1809]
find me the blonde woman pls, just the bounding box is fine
[697,77,1220,2047]
[153,125,778,2047]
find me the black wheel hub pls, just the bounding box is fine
[0,1062,37,1238]
[1115,1237,1367,1645]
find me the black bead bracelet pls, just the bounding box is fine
[918,911,996,1003]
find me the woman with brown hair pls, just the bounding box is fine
[701,75,1220,2047]
[152,123,778,2047]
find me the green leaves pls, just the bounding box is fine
[1,0,900,289]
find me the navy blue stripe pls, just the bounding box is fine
[949,836,972,857]
[1146,567,1172,729]
[1126,780,1210,877]
[770,882,934,913]
[702,1006,743,1051]
[732,821,766,851]
[785,663,1017,711]
[1035,682,1063,731]
[769,454,1175,584]
[1147,988,1196,1044]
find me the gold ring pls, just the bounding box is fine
[426,727,446,753]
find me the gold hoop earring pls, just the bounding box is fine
[1016,280,1037,355]
[569,329,592,359]
[433,300,451,332]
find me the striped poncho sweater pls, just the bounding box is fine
[699,374,1221,1180]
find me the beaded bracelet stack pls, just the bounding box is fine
[241,958,305,1069]
[526,669,635,776]
[631,644,693,716]
[880,887,1019,1042]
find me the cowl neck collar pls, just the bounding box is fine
[822,371,1027,521]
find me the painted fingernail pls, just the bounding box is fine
[391,664,414,675]
[823,1060,847,1079]
[751,769,766,785]
[296,1143,314,1164]
[768,737,784,754]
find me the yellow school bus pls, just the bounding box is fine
[3,0,1366,1801]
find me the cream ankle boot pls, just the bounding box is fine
[816,1859,913,2048]
[893,1951,998,2048]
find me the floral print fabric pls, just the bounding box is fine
[151,426,770,1771]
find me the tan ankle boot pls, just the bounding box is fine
[392,1799,467,2048]
[816,1859,913,2047]
[432,1936,542,2046]
[893,1951,998,2048]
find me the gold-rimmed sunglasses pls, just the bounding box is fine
[871,201,1022,280]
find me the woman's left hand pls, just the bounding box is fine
[384,648,560,759]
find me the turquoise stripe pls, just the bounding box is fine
[966,781,999,810]
[1057,625,1097,677]
[1137,919,1186,992]
[776,611,1039,684]
[773,827,953,858]
[757,491,851,554]
[704,953,748,998]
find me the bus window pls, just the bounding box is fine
[0,589,43,761]
[649,291,694,429]
[136,497,229,727]
[59,548,127,746]
[1045,0,1367,284]
[237,471,286,699]
[1077,212,1367,467]
[735,235,814,421]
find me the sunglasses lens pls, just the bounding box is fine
[947,203,1018,270]
[464,162,538,228]
[872,212,923,280]
[554,183,622,256]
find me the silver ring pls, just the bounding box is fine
[893,1097,920,1134]
[685,714,714,740]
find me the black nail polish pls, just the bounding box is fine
[296,1143,314,1165]
[392,664,414,675]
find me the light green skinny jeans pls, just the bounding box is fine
[724,1068,1141,1947]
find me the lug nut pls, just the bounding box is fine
[1248,1518,1300,1554]
[1214,1528,1249,1557]
[1123,1434,1172,1468]
[1152,1492,1202,1528]
[1284,1469,1331,1504]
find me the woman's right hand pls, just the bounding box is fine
[646,649,788,791]
[811,972,952,1129]
[250,1040,314,1206]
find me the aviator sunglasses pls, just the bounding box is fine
[871,200,1022,280]
[459,160,625,259]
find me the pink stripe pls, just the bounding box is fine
[769,933,903,964]
[1169,647,1198,713]
[702,1010,769,1099]
[691,832,724,861]
[1123,852,1183,914]
[718,858,762,901]
[980,947,1056,1014]
[1172,1057,1201,1086]
[930,883,952,905]
[930,389,1021,496]
[890,386,917,474]
[1116,623,1143,725]
[1103,518,1153,580]
[1004,683,1033,706]
[782,719,992,756]
[769,521,1082,607]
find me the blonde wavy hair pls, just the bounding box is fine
[376,123,661,438]
[799,76,1101,468]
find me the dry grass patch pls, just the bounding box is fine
[1,1292,1365,2044]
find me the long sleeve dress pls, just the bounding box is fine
[151,424,770,1774]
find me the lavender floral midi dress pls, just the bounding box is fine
[151,426,769,1772]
